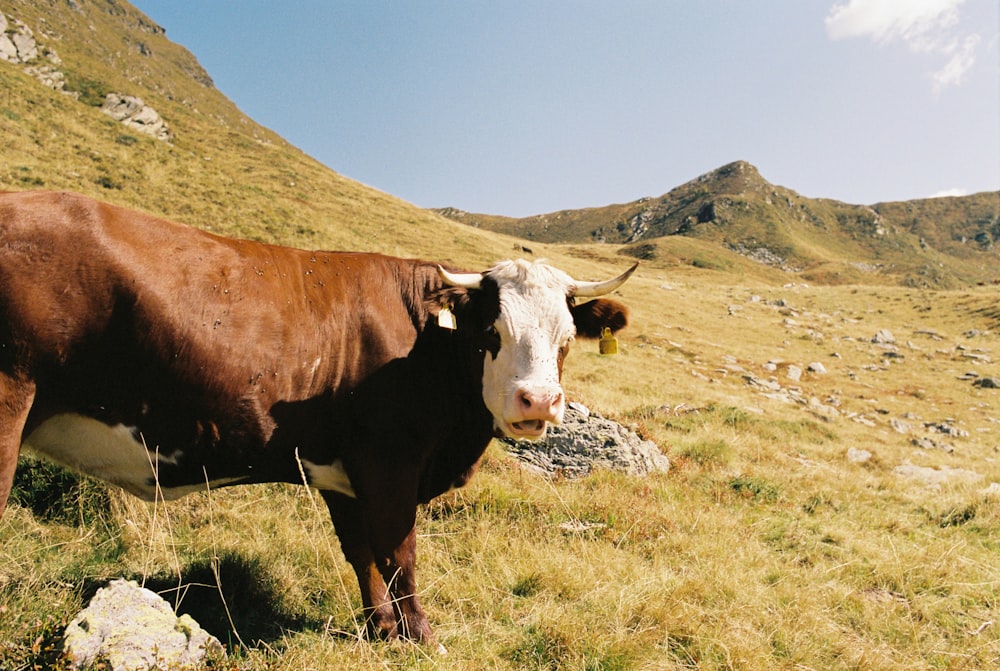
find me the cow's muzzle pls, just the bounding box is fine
[503,387,564,439]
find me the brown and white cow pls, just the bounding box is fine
[0,190,634,644]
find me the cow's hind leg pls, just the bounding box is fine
[322,491,400,640]
[0,373,35,517]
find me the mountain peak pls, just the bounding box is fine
[687,160,770,195]
[436,160,998,287]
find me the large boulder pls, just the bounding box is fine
[63,579,224,671]
[501,403,670,478]
[0,14,37,63]
[101,93,172,141]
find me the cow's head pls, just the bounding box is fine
[437,260,636,440]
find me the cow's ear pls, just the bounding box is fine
[426,279,499,331]
[570,299,630,338]
[426,286,470,314]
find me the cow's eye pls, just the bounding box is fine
[482,324,501,359]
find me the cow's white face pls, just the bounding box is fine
[439,259,636,441]
[481,261,576,439]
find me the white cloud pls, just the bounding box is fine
[930,187,968,198]
[931,33,980,92]
[825,0,980,91]
[825,0,962,43]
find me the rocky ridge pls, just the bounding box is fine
[436,161,1000,288]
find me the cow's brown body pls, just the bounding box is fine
[0,190,631,643]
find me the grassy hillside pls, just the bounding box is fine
[438,161,1000,288]
[0,0,521,270]
[1,2,999,670]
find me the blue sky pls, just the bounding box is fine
[131,0,999,217]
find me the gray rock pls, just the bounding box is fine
[893,462,981,487]
[786,364,802,382]
[911,436,954,453]
[63,579,224,671]
[23,64,65,90]
[11,25,37,61]
[500,404,669,479]
[872,329,895,345]
[924,421,969,438]
[807,361,827,374]
[973,377,1000,389]
[744,374,782,392]
[101,93,172,141]
[808,397,839,420]
[846,447,872,463]
[0,15,38,63]
[0,34,16,62]
[890,418,912,434]
[0,12,67,90]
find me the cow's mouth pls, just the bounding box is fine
[507,419,547,439]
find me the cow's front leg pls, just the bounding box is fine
[322,491,399,640]
[371,523,435,644]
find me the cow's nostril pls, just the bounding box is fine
[518,389,533,409]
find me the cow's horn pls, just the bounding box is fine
[571,263,638,298]
[438,266,483,290]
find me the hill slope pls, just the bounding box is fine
[0,0,522,270]
[437,161,1000,287]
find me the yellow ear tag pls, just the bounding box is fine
[438,306,457,330]
[599,327,618,355]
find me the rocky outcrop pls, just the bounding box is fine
[101,93,171,141]
[0,10,67,92]
[0,13,34,63]
[63,579,224,671]
[2,10,172,141]
[501,403,670,479]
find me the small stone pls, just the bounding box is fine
[890,418,912,434]
[872,329,895,345]
[846,448,872,463]
[744,374,781,392]
[807,362,827,374]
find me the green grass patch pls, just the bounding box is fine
[11,456,113,526]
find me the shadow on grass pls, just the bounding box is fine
[80,551,351,650]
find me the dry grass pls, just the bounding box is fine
[3,268,999,670]
[1,1,998,667]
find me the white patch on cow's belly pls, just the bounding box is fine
[300,458,356,498]
[21,413,239,502]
